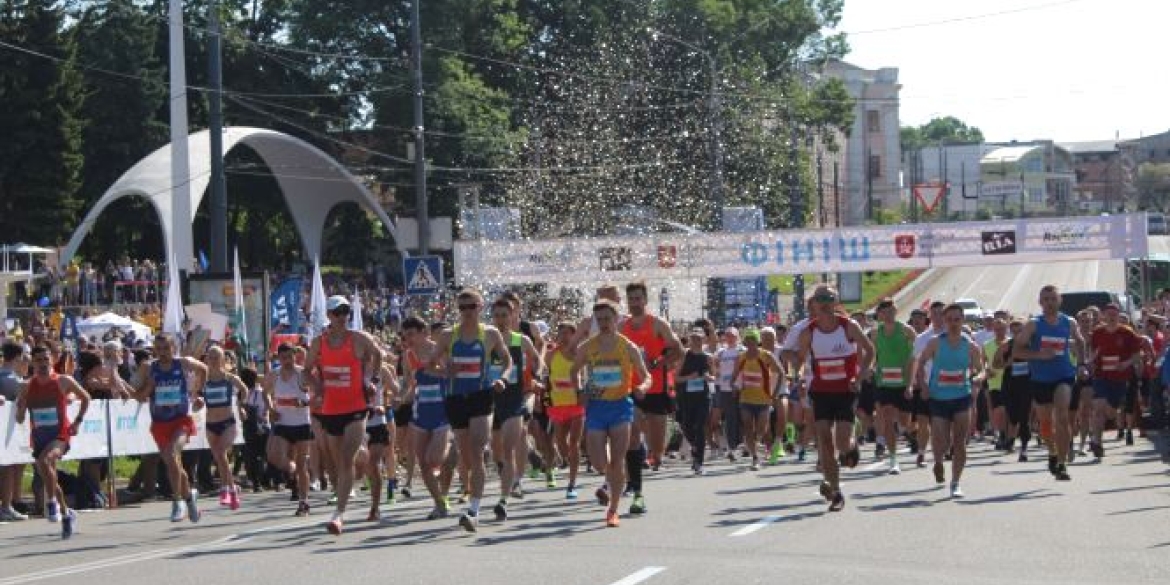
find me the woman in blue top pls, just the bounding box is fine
[916,304,985,499]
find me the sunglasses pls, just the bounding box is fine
[458,304,479,311]
[814,294,837,303]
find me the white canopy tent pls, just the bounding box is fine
[77,312,153,342]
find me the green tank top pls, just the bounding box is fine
[874,323,913,388]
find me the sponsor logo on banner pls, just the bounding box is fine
[894,234,916,259]
[1042,224,1091,249]
[981,231,1017,255]
[528,244,573,266]
[657,245,678,268]
[599,247,632,271]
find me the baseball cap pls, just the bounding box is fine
[326,295,351,312]
[724,327,740,338]
[742,328,761,343]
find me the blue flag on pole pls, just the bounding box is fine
[270,278,303,332]
[198,250,209,272]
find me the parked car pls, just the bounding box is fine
[954,298,984,323]
[1148,212,1167,235]
[1059,291,1124,317]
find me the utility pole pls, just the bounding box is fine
[208,0,228,272]
[411,0,429,255]
[833,160,841,227]
[790,123,805,320]
[709,59,725,229]
[817,149,825,227]
[167,0,192,273]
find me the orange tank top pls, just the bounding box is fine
[319,332,366,415]
[621,317,673,395]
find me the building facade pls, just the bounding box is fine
[1059,140,1136,213]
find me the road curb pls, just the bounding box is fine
[892,268,944,309]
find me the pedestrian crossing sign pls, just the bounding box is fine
[404,256,443,295]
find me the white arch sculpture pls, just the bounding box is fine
[61,127,401,270]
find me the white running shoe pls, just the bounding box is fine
[950,482,964,498]
[170,500,187,522]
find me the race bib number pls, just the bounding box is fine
[205,386,230,404]
[937,369,965,387]
[742,371,764,389]
[686,378,706,393]
[1100,355,1120,372]
[816,358,847,381]
[591,365,622,388]
[417,384,443,404]
[1011,362,1030,376]
[31,408,59,426]
[453,356,482,379]
[880,367,905,385]
[155,383,184,406]
[1039,336,1067,354]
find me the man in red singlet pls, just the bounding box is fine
[14,345,90,539]
[305,295,382,536]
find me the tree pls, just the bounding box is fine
[0,0,86,246]
[1136,163,1170,212]
[901,115,985,151]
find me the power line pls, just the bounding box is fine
[844,0,1090,35]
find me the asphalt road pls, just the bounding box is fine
[896,236,1170,319]
[2,433,1168,585]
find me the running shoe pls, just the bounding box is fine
[387,479,398,502]
[229,488,241,511]
[61,509,76,539]
[916,453,926,468]
[1018,450,1029,463]
[511,483,525,499]
[828,491,845,512]
[749,458,760,471]
[874,442,887,461]
[46,501,61,523]
[401,486,413,499]
[694,466,705,476]
[629,494,646,515]
[493,501,508,521]
[843,446,861,468]
[1125,430,1134,446]
[605,510,620,527]
[170,500,185,522]
[545,470,557,489]
[458,512,478,533]
[327,492,339,505]
[219,488,230,507]
[326,515,343,535]
[367,506,381,522]
[1054,464,1071,481]
[818,481,834,502]
[768,442,783,465]
[950,482,964,498]
[426,505,450,520]
[295,501,310,517]
[888,463,901,475]
[1091,442,1105,459]
[566,487,579,500]
[1047,456,1059,476]
[186,490,201,523]
[0,507,28,522]
[933,462,946,484]
[595,486,610,506]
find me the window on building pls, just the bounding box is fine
[866,110,880,133]
[869,154,882,178]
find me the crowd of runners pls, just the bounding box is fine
[1,280,1166,539]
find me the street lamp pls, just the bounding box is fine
[647,28,724,230]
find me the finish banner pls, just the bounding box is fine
[0,401,241,465]
[454,213,1149,286]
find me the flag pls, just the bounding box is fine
[232,247,250,365]
[198,250,209,272]
[309,258,327,337]
[350,290,363,331]
[60,311,80,344]
[163,254,184,337]
[270,277,303,331]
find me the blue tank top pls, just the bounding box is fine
[151,360,190,422]
[929,333,971,401]
[1029,314,1076,383]
[203,378,232,409]
[450,326,488,396]
[413,359,449,427]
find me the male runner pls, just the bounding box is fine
[364,355,397,521]
[431,288,512,532]
[304,295,382,535]
[713,328,743,460]
[133,333,207,523]
[911,301,946,467]
[1088,304,1142,460]
[759,327,791,464]
[402,316,454,520]
[264,343,313,516]
[795,285,874,511]
[729,328,782,470]
[488,298,543,521]
[916,304,984,497]
[546,322,585,496]
[571,300,651,527]
[870,298,915,474]
[14,346,90,538]
[983,318,1010,450]
[993,320,1033,461]
[620,281,681,514]
[1012,285,1085,481]
[676,329,714,475]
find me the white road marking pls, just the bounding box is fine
[0,520,312,585]
[607,567,667,585]
[729,515,781,537]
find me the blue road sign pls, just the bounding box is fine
[404,256,443,296]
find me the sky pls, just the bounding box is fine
[836,0,1170,143]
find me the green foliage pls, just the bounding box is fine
[1136,163,1170,212]
[901,115,985,151]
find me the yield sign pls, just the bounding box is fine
[913,183,948,213]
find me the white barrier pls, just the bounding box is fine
[0,401,242,465]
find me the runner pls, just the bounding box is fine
[869,298,915,475]
[1071,309,1098,458]
[759,327,791,465]
[488,298,543,521]
[132,333,208,523]
[431,288,512,533]
[264,343,313,516]
[712,328,743,460]
[794,285,875,511]
[401,316,453,521]
[364,354,398,521]
[915,304,984,497]
[1088,304,1142,460]
[911,302,947,467]
[620,281,681,514]
[304,295,383,535]
[571,300,652,527]
[982,318,1010,451]
[500,291,554,489]
[13,345,90,538]
[994,320,1033,461]
[676,329,714,475]
[730,328,782,471]
[1012,285,1086,481]
[780,297,818,462]
[200,346,249,511]
[0,342,29,522]
[546,321,586,496]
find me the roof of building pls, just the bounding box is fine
[1058,140,1123,154]
[980,145,1039,164]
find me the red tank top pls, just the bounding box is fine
[318,332,366,415]
[809,316,859,394]
[621,317,673,395]
[26,373,70,440]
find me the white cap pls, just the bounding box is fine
[326,295,351,312]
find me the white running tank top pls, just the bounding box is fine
[273,366,311,426]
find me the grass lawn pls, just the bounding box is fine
[767,270,916,313]
[21,456,141,493]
